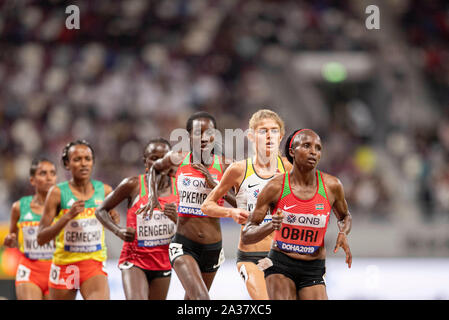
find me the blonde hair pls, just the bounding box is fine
[248,109,285,136]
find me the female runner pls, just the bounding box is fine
[138,111,236,300]
[3,157,57,299]
[37,140,119,300]
[95,138,177,300]
[201,109,291,299]
[241,129,352,300]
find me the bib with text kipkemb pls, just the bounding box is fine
[175,152,224,218]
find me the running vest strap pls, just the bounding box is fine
[52,180,107,265]
[273,171,331,254]
[17,196,55,260]
[175,152,224,217]
[236,156,285,225]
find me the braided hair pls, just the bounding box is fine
[61,139,95,169]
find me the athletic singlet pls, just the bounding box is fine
[236,156,285,225]
[52,180,106,265]
[175,152,224,217]
[273,171,331,255]
[125,174,177,246]
[17,196,55,261]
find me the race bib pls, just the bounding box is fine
[177,174,216,216]
[16,264,31,282]
[22,225,55,260]
[64,218,102,253]
[136,210,176,247]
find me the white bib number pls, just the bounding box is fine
[64,218,103,252]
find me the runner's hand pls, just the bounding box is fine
[192,164,216,188]
[3,233,18,248]
[230,208,249,224]
[163,202,178,223]
[116,227,135,242]
[135,196,162,220]
[334,232,352,268]
[272,209,283,230]
[67,200,85,219]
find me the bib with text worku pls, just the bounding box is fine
[17,196,55,260]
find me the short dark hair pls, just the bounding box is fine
[186,111,217,134]
[30,157,55,177]
[143,138,171,155]
[61,140,95,168]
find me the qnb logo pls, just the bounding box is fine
[283,213,329,228]
[182,177,191,187]
[286,214,296,224]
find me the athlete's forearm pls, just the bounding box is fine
[37,215,71,245]
[337,212,352,235]
[201,199,234,218]
[95,208,122,237]
[241,222,274,245]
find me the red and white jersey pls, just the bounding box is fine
[119,174,177,271]
[273,170,331,255]
[175,152,224,218]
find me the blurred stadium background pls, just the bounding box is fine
[0,0,448,299]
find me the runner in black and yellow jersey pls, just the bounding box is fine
[3,157,57,299]
[202,109,291,300]
[37,140,119,300]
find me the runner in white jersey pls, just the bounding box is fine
[202,109,291,300]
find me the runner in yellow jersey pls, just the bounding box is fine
[37,140,119,300]
[202,109,292,299]
[3,157,57,299]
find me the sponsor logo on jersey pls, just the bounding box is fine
[315,204,324,210]
[182,177,191,187]
[282,212,329,228]
[24,212,34,220]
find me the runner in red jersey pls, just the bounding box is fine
[241,129,352,300]
[138,111,236,300]
[95,138,178,300]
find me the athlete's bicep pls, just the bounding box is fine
[330,178,350,219]
[39,186,60,228]
[9,202,20,234]
[209,163,242,201]
[100,178,136,211]
[154,151,185,172]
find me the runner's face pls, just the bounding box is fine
[190,118,216,154]
[290,132,322,169]
[144,142,170,170]
[30,161,57,193]
[252,118,282,156]
[66,145,94,179]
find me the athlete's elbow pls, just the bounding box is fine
[95,208,106,224]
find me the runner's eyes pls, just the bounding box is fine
[257,129,280,135]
